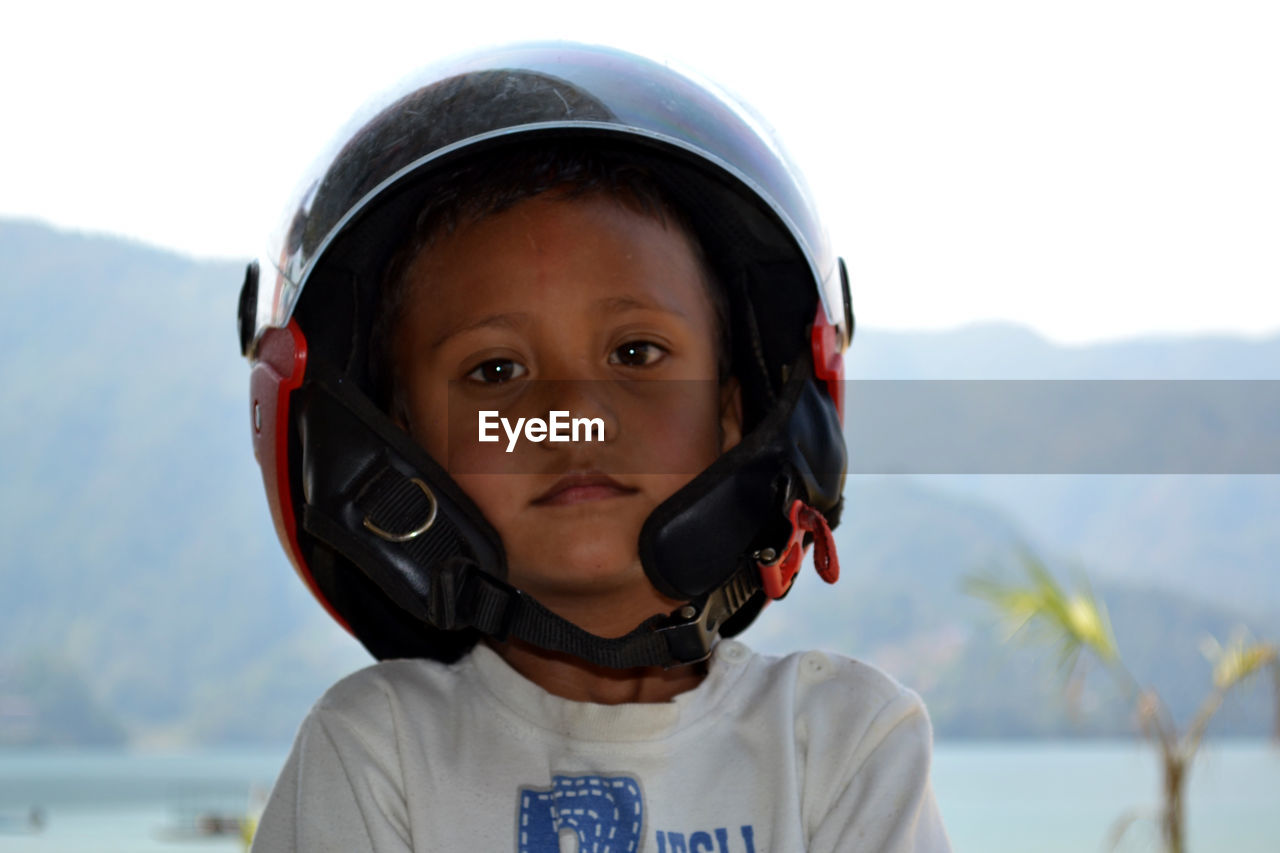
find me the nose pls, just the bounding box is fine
[534,379,620,448]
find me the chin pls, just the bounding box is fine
[512,539,647,596]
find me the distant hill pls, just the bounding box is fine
[1,219,1276,745]
[0,219,370,746]
[751,477,1279,738]
[843,324,1280,618]
[848,322,1280,380]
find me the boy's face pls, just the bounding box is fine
[393,193,741,629]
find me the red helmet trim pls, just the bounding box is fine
[810,304,845,423]
[249,321,352,633]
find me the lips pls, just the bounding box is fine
[532,471,638,506]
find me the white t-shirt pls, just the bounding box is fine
[251,639,951,852]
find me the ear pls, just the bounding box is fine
[718,376,743,453]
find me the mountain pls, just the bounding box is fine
[0,220,370,746]
[1,218,1275,745]
[750,477,1279,738]
[843,324,1280,618]
[847,322,1280,380]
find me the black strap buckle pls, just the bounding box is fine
[655,567,758,664]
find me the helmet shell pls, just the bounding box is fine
[251,42,847,352]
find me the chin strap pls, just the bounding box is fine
[300,532,763,669]
[295,352,841,669]
[447,556,761,668]
[302,458,766,668]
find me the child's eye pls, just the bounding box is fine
[465,359,528,384]
[609,341,666,368]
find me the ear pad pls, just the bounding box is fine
[639,361,845,601]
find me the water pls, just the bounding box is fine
[934,740,1280,852]
[1,741,1276,851]
[0,750,284,853]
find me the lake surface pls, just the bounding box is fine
[0,741,1276,851]
[933,740,1279,851]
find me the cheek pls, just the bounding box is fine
[415,414,450,466]
[449,473,523,523]
[437,393,487,473]
[404,381,501,473]
[617,384,725,475]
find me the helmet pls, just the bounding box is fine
[237,42,852,668]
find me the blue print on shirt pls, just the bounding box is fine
[656,826,756,853]
[518,774,644,853]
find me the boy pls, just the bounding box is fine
[239,43,950,851]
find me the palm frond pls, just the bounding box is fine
[966,551,1119,664]
[1200,628,1278,691]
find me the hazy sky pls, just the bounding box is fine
[4,0,1277,343]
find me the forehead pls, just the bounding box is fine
[399,192,714,337]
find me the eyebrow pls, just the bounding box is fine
[427,295,688,350]
[428,312,530,350]
[594,294,688,319]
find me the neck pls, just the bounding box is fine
[484,636,706,704]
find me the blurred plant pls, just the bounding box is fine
[967,550,1280,853]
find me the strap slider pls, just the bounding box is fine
[426,557,478,631]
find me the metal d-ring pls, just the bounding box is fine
[363,477,438,542]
